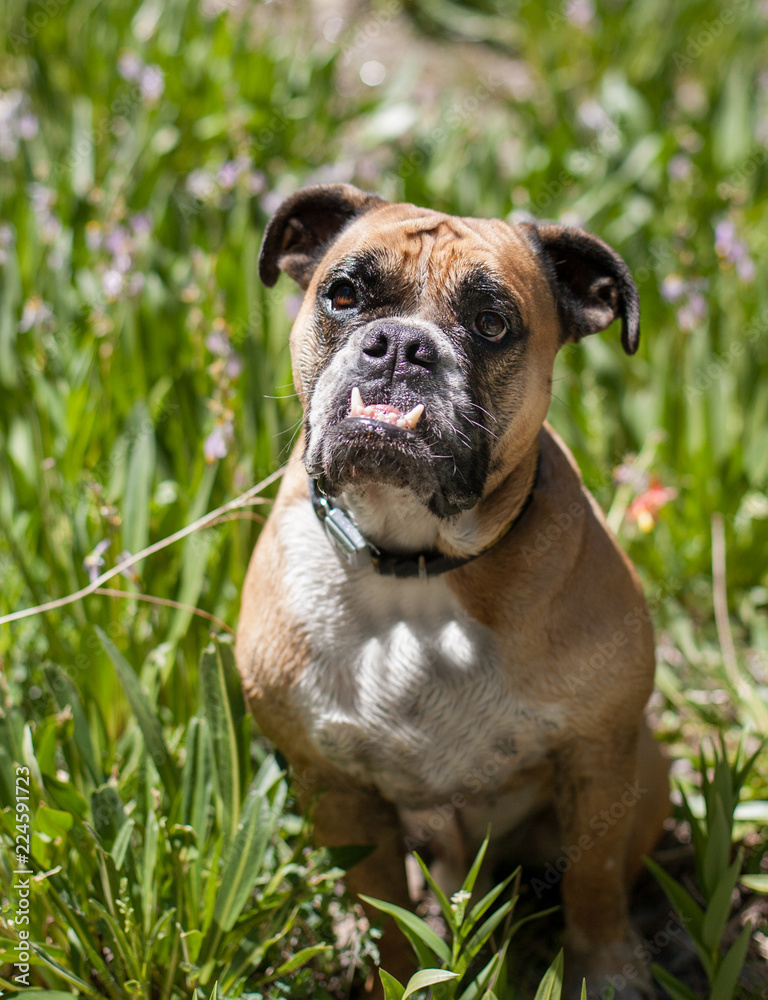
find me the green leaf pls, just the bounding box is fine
[506,905,560,940]
[650,965,700,1000]
[677,784,707,874]
[35,803,74,839]
[710,923,752,1000]
[460,898,518,969]
[740,874,768,893]
[413,851,456,932]
[379,968,405,1000]
[456,934,512,1000]
[360,895,452,966]
[533,949,564,1000]
[461,870,517,939]
[121,402,156,561]
[701,849,742,952]
[42,774,88,818]
[213,781,275,932]
[28,907,117,997]
[326,843,376,870]
[168,462,217,644]
[70,96,94,198]
[200,639,244,841]
[89,899,141,983]
[91,784,127,847]
[702,794,731,899]
[403,969,459,998]
[644,857,705,941]
[712,63,752,172]
[181,715,202,825]
[15,993,85,999]
[274,944,332,976]
[96,627,178,798]
[734,741,765,793]
[645,857,713,979]
[580,980,587,1000]
[110,818,135,871]
[201,834,224,936]
[22,722,44,788]
[142,808,160,937]
[44,664,101,785]
[182,929,203,964]
[461,831,490,899]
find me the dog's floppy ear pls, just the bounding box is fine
[259,183,386,289]
[531,223,640,355]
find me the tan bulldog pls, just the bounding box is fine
[236,184,670,999]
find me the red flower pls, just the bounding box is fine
[627,477,677,532]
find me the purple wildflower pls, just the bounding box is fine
[715,218,754,284]
[566,0,595,26]
[140,65,165,104]
[206,328,230,356]
[217,160,242,191]
[204,421,233,462]
[677,293,707,332]
[19,296,53,333]
[225,353,243,379]
[667,155,692,181]
[118,550,141,584]
[84,539,111,583]
[660,274,685,303]
[187,169,217,201]
[118,50,143,81]
[102,269,124,301]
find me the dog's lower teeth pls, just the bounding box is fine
[348,388,425,428]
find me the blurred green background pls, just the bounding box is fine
[0,0,767,996]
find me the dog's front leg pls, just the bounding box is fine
[554,740,652,1000]
[305,778,417,993]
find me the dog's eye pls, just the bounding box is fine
[328,281,357,310]
[474,311,507,341]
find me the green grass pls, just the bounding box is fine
[0,0,766,996]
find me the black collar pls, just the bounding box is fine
[309,460,539,580]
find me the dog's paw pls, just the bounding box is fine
[565,938,654,1000]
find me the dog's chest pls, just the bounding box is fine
[280,501,559,807]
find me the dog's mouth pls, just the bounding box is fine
[348,386,425,431]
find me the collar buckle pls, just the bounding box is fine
[313,492,375,570]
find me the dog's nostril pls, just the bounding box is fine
[405,338,438,368]
[362,331,389,358]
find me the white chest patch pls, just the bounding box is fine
[280,499,562,808]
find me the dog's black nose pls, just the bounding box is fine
[360,323,439,374]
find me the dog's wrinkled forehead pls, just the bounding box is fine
[315,204,553,324]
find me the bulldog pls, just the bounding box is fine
[236,184,670,999]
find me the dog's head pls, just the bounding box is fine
[259,184,639,522]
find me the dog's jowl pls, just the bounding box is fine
[236,184,670,1000]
